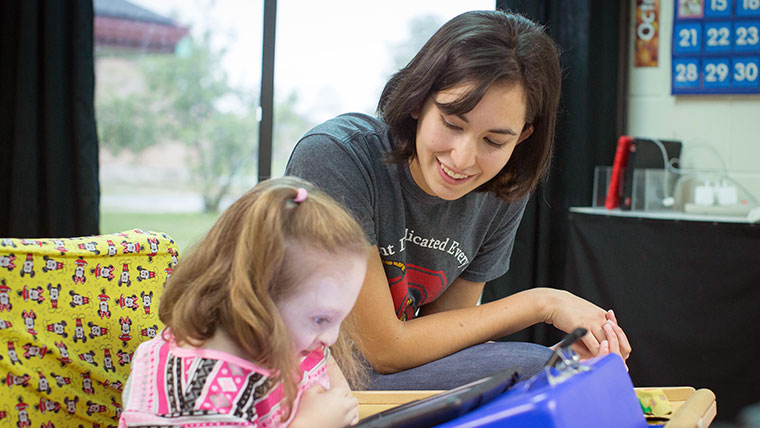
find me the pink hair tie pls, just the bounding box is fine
[293,187,308,203]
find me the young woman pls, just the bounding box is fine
[120,177,369,427]
[286,10,630,390]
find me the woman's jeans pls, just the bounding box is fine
[364,341,553,390]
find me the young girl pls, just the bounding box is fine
[285,10,631,390]
[120,176,369,428]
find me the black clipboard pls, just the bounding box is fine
[353,367,520,428]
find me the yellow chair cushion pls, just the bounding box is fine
[0,229,179,427]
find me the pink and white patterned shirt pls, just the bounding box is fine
[120,331,330,427]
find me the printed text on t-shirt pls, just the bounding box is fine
[378,228,470,268]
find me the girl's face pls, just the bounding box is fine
[276,244,366,355]
[409,82,534,201]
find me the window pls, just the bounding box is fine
[94,0,493,250]
[94,0,262,251]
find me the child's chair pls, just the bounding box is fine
[0,229,179,427]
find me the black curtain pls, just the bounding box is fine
[483,0,629,345]
[0,0,100,238]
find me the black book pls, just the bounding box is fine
[354,367,520,428]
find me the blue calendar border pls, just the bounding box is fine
[671,0,760,94]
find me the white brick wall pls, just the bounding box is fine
[626,0,760,205]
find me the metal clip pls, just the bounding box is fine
[544,328,591,386]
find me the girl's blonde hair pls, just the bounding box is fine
[159,176,369,420]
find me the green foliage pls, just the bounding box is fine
[97,93,161,155]
[141,32,235,132]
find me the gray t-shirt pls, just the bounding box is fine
[285,113,527,321]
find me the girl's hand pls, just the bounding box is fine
[588,316,631,371]
[543,289,631,363]
[291,383,359,428]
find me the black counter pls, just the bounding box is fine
[565,208,760,421]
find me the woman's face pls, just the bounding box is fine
[276,244,366,356]
[409,82,533,201]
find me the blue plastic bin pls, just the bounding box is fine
[435,354,648,428]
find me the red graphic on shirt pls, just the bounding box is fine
[386,263,447,321]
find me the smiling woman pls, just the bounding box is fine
[285,10,632,391]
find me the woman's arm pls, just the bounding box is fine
[419,276,631,362]
[417,276,484,316]
[353,247,629,374]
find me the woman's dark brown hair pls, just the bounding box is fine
[378,10,562,201]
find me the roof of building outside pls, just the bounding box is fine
[93,0,176,26]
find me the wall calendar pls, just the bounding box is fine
[672,0,760,94]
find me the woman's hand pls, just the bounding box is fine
[291,383,359,428]
[542,289,631,363]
